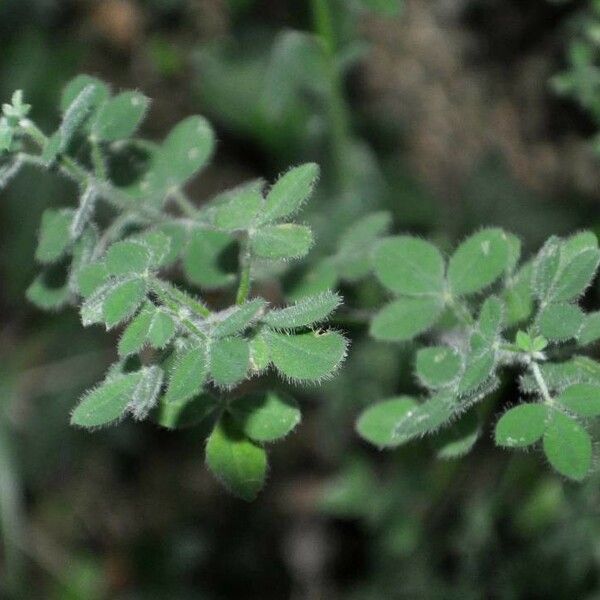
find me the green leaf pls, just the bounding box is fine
[370,297,443,342]
[211,181,263,231]
[478,296,504,341]
[287,259,338,300]
[495,403,548,448]
[212,299,266,338]
[262,291,341,330]
[210,337,249,387]
[538,302,584,341]
[356,396,417,448]
[265,330,347,382]
[77,261,109,298]
[335,212,391,281]
[357,0,403,16]
[149,115,215,188]
[532,237,561,302]
[61,75,109,113]
[415,346,461,388]
[393,393,456,443]
[91,91,149,141]
[504,261,534,326]
[230,392,301,442]
[70,185,97,240]
[373,236,445,296]
[26,273,71,310]
[105,240,153,276]
[36,208,74,264]
[147,309,176,349]
[58,84,99,152]
[257,163,319,225]
[157,393,218,430]
[163,343,209,405]
[543,410,591,481]
[205,415,267,501]
[552,247,600,302]
[102,277,147,329]
[71,371,142,428]
[249,333,270,373]
[183,228,235,289]
[118,304,153,357]
[448,228,510,296]
[251,224,313,260]
[127,366,164,420]
[434,410,480,459]
[138,224,185,267]
[557,383,600,417]
[579,311,600,345]
[458,345,496,396]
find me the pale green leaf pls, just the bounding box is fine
[71,371,141,427]
[163,343,209,404]
[448,228,510,296]
[393,393,456,443]
[61,74,109,113]
[212,181,263,231]
[210,337,249,387]
[415,346,461,388]
[58,84,99,152]
[212,299,266,338]
[157,393,218,430]
[557,383,600,417]
[478,296,504,341]
[373,236,445,296]
[251,224,313,260]
[356,396,417,448]
[147,309,176,349]
[287,259,338,301]
[230,392,301,442]
[183,228,235,288]
[538,302,584,341]
[265,330,347,382]
[434,410,480,459]
[553,247,600,302]
[249,333,270,373]
[543,410,591,481]
[92,91,149,141]
[262,291,341,330]
[128,366,164,420]
[370,297,443,342]
[205,415,267,501]
[77,261,109,298]
[257,163,319,225]
[26,273,70,310]
[118,304,153,357]
[102,276,146,329]
[579,311,600,345]
[36,208,74,264]
[495,403,548,448]
[105,240,152,276]
[532,237,561,302]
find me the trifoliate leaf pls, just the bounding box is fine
[262,291,341,330]
[495,403,548,448]
[127,366,164,420]
[163,343,209,405]
[251,224,313,260]
[230,392,301,443]
[105,239,153,276]
[102,276,147,329]
[118,305,153,357]
[579,311,600,346]
[147,309,176,349]
[60,74,109,113]
[370,297,443,342]
[210,337,249,388]
[91,91,149,141]
[335,212,391,281]
[434,410,480,459]
[557,383,600,417]
[373,236,445,296]
[212,299,266,338]
[415,346,461,388]
[212,182,263,231]
[448,228,510,296]
[71,371,142,427]
[183,228,235,288]
[36,208,74,264]
[205,415,267,501]
[257,163,319,225]
[538,302,584,341]
[393,393,456,443]
[356,396,417,448]
[265,330,347,382]
[543,410,591,481]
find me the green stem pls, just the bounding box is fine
[170,188,200,219]
[90,139,108,180]
[529,360,554,406]
[448,297,475,326]
[236,236,252,305]
[151,277,211,319]
[310,0,352,190]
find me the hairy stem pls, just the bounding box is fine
[170,188,200,219]
[529,360,553,405]
[151,277,211,319]
[236,236,252,305]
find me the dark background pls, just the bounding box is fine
[1,1,600,598]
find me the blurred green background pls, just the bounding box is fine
[2,0,600,598]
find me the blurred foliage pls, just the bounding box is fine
[1,0,600,598]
